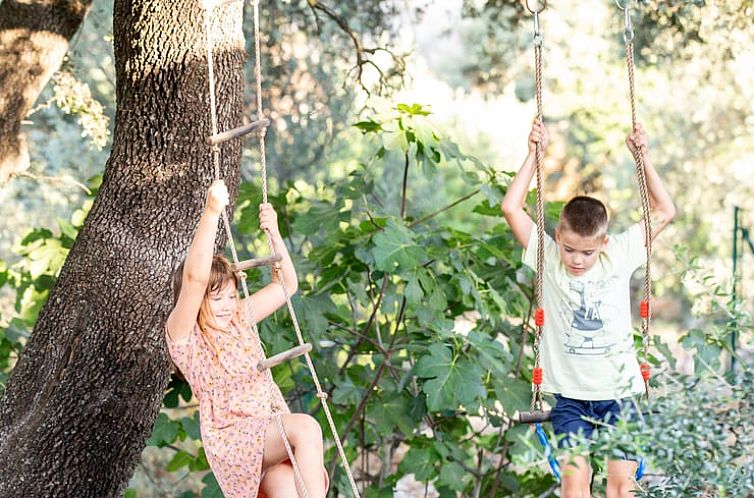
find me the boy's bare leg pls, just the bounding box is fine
[560,454,591,498]
[606,459,639,498]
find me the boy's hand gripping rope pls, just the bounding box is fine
[203,1,362,496]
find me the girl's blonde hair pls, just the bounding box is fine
[172,254,239,356]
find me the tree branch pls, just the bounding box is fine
[0,0,94,183]
[305,0,406,94]
[327,295,407,477]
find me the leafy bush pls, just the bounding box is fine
[3,104,752,497]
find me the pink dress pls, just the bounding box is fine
[166,310,289,498]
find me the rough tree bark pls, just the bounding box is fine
[0,0,248,495]
[0,0,94,183]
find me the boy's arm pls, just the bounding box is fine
[501,120,548,247]
[167,180,228,343]
[626,124,676,244]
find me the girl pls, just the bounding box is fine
[166,180,329,498]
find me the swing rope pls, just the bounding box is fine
[620,0,652,396]
[248,1,361,495]
[519,2,650,482]
[202,6,311,497]
[529,0,546,415]
[202,1,362,496]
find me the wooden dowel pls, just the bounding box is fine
[207,118,270,146]
[516,410,552,424]
[257,344,312,371]
[231,254,282,272]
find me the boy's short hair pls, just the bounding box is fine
[558,196,609,238]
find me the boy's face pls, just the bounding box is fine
[555,228,608,276]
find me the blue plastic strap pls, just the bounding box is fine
[534,424,644,483]
[635,457,646,480]
[535,423,561,482]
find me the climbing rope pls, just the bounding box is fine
[202,1,361,496]
[247,1,361,495]
[527,0,546,414]
[618,0,652,396]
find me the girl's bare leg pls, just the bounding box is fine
[262,413,326,498]
[259,463,298,498]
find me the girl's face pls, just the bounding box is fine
[208,279,238,329]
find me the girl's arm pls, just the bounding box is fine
[167,180,229,343]
[243,204,299,322]
[626,124,676,244]
[501,120,548,247]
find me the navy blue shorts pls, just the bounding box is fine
[551,394,637,451]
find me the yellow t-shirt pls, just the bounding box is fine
[523,223,647,400]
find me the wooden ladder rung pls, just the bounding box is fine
[516,410,552,424]
[257,343,312,371]
[207,118,270,146]
[231,254,282,272]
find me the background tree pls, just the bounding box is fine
[0,0,247,494]
[0,0,94,182]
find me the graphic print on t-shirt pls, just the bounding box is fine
[562,278,619,356]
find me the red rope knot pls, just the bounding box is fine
[532,367,543,385]
[640,363,651,381]
[316,392,328,401]
[640,300,650,319]
[534,308,545,327]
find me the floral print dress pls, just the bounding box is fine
[167,309,289,498]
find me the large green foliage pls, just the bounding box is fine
[140,104,753,496]
[2,103,753,497]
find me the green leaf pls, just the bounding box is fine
[428,285,447,311]
[654,336,677,370]
[167,450,193,472]
[362,485,394,498]
[19,228,53,246]
[415,344,486,411]
[57,218,79,244]
[396,103,432,116]
[181,412,201,440]
[404,273,424,305]
[354,120,382,133]
[371,219,426,272]
[332,377,362,405]
[370,392,416,436]
[146,413,179,447]
[164,378,192,408]
[124,489,137,498]
[190,446,211,471]
[493,378,534,415]
[398,446,438,481]
[201,473,225,498]
[465,331,511,377]
[293,202,346,236]
[437,461,470,491]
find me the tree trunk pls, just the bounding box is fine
[0,0,247,495]
[0,0,94,183]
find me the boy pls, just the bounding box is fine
[501,120,675,498]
